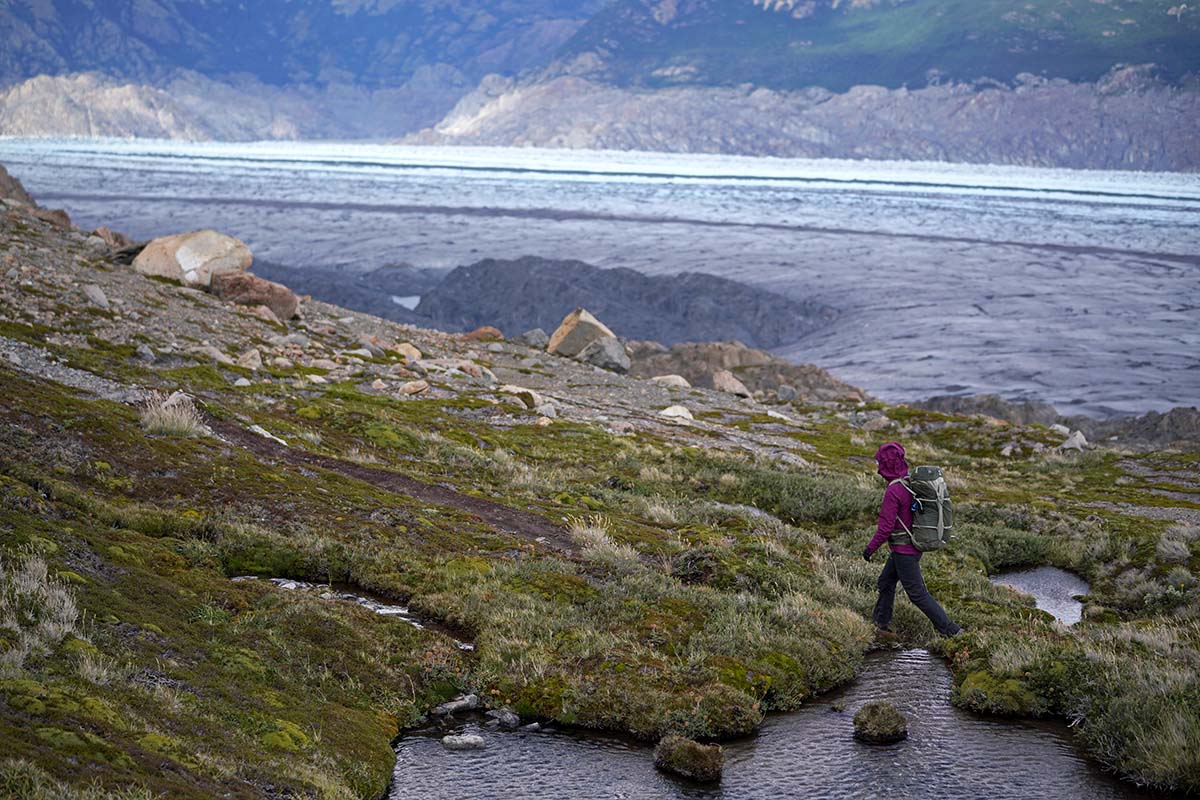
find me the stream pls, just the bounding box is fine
[388,566,1157,799]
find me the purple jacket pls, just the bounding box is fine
[867,442,920,556]
[867,480,920,556]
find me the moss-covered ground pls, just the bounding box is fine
[1,212,1197,795]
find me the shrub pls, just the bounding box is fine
[853,701,908,744]
[653,735,723,782]
[139,390,208,437]
[0,551,80,674]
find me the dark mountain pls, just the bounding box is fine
[554,0,1200,91]
[413,256,835,347]
[0,1,607,89]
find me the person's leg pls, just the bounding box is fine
[893,553,962,636]
[871,553,900,630]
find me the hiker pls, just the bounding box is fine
[863,442,962,637]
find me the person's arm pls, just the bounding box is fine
[864,484,900,558]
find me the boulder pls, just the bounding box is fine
[247,305,282,326]
[133,229,252,289]
[0,164,35,206]
[394,342,422,362]
[93,226,134,250]
[441,734,485,751]
[1059,430,1089,451]
[712,369,751,398]
[398,379,429,396]
[499,385,545,409]
[653,735,723,783]
[192,345,234,366]
[650,374,691,389]
[853,701,908,744]
[660,405,694,421]
[31,207,72,229]
[210,271,299,321]
[547,307,616,358]
[777,384,798,402]
[460,325,504,342]
[575,335,630,373]
[517,328,550,349]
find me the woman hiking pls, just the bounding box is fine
[863,442,962,637]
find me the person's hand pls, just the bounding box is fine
[862,547,873,562]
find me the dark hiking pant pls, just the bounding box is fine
[872,552,961,636]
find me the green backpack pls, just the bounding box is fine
[888,465,954,552]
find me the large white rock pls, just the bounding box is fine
[650,374,691,389]
[660,405,694,421]
[547,307,616,358]
[133,229,252,288]
[712,369,751,398]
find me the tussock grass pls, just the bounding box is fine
[0,550,80,674]
[138,390,208,437]
[0,759,155,800]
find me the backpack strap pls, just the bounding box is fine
[887,478,915,546]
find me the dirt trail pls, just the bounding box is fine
[209,417,575,553]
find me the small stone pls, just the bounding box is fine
[236,348,263,370]
[399,379,429,396]
[233,377,252,387]
[371,379,387,390]
[307,374,328,385]
[441,734,485,751]
[347,347,375,359]
[518,722,541,732]
[535,417,553,427]
[650,374,690,389]
[82,283,109,310]
[534,403,557,419]
[193,345,234,366]
[486,708,521,729]
[432,694,479,716]
[864,415,893,432]
[357,335,387,358]
[1050,423,1071,436]
[135,344,156,363]
[777,384,798,402]
[660,405,694,421]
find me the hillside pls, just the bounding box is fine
[1,179,1198,796]
[555,0,1200,91]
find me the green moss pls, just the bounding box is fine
[955,670,1041,716]
[260,719,310,751]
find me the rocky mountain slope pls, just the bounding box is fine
[554,0,1200,91]
[412,66,1200,170]
[0,0,605,139]
[1,172,1198,797]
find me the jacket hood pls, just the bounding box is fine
[874,442,909,481]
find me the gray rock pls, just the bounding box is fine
[82,283,110,311]
[486,708,521,729]
[777,384,798,402]
[649,374,690,389]
[575,335,630,374]
[534,403,558,419]
[712,369,751,398]
[135,343,157,363]
[233,377,252,387]
[442,734,485,751]
[432,694,480,716]
[517,328,550,349]
[1059,430,1089,451]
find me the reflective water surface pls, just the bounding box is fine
[389,650,1154,800]
[990,566,1091,625]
